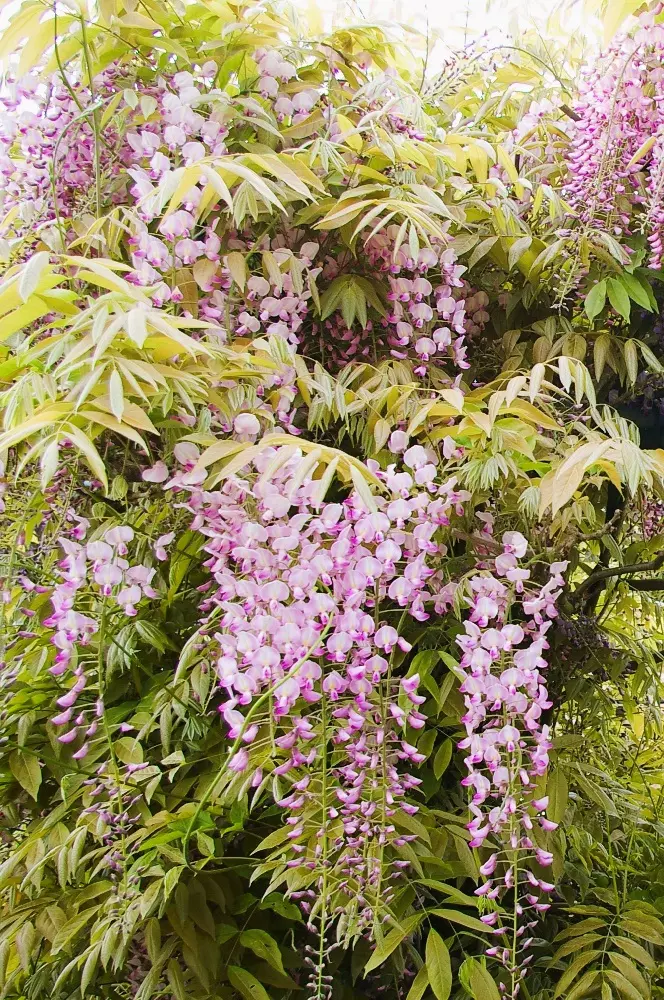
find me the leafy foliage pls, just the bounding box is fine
[2,1,664,1000]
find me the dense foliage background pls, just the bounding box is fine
[2,1,664,999]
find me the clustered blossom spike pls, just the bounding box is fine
[367,230,478,372]
[0,69,124,226]
[563,11,664,266]
[253,48,322,124]
[42,517,158,756]
[169,443,469,939]
[457,534,567,997]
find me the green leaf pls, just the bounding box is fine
[467,958,501,1000]
[364,914,425,974]
[585,279,607,320]
[508,235,533,272]
[114,738,143,766]
[575,770,618,816]
[547,767,568,825]
[418,881,482,909]
[18,251,50,302]
[341,281,360,329]
[428,909,490,933]
[433,739,453,780]
[607,277,631,321]
[63,425,109,492]
[319,276,347,320]
[567,970,600,1000]
[593,333,612,381]
[406,966,429,1000]
[568,906,613,916]
[605,969,644,1000]
[620,272,653,309]
[52,910,97,955]
[639,340,664,373]
[608,953,650,997]
[354,275,386,316]
[554,918,608,942]
[239,929,285,975]
[468,236,498,270]
[109,369,124,421]
[613,936,655,971]
[9,750,41,800]
[425,929,451,1000]
[553,951,600,998]
[249,963,298,990]
[81,944,101,994]
[226,251,247,291]
[623,340,639,385]
[227,967,270,1000]
[167,960,187,1000]
[259,894,302,922]
[134,621,173,653]
[552,935,604,960]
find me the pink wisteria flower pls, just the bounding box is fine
[173,444,471,932]
[43,515,160,756]
[456,532,568,997]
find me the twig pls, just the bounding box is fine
[576,509,622,543]
[573,551,664,602]
[561,104,581,122]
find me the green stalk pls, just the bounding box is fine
[315,687,330,1000]
[79,13,102,218]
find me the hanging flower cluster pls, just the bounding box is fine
[216,236,320,351]
[639,493,664,538]
[365,229,486,373]
[563,12,664,265]
[0,68,124,227]
[174,443,469,935]
[457,538,567,997]
[122,66,230,308]
[122,49,325,308]
[42,519,159,756]
[253,47,322,124]
[82,758,152,867]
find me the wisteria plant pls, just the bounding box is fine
[2,2,664,1000]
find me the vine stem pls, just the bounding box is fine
[314,686,330,1000]
[79,12,102,218]
[510,749,522,1000]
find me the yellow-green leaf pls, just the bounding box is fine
[18,251,50,303]
[468,959,501,1000]
[613,937,656,971]
[425,929,451,1000]
[9,750,41,800]
[405,966,429,1000]
[364,914,424,974]
[227,967,270,1000]
[553,952,600,999]
[608,953,650,998]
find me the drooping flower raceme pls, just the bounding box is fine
[457,536,567,998]
[562,13,664,266]
[0,68,125,228]
[43,518,158,756]
[176,443,469,951]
